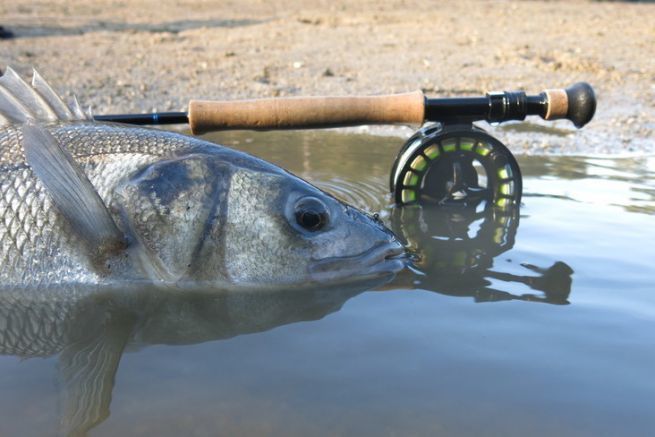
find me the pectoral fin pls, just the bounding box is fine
[22,123,126,264]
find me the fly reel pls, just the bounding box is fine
[390,123,522,208]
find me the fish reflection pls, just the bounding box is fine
[390,202,573,304]
[0,280,383,436]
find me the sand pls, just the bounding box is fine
[1,0,654,154]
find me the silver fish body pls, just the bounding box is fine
[0,121,404,289]
[0,68,405,290]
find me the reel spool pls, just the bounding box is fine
[390,124,522,208]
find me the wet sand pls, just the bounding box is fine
[1,0,654,154]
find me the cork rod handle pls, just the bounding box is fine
[188,91,426,134]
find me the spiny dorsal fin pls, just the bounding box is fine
[22,123,126,266]
[0,67,89,126]
[31,69,76,120]
[71,95,86,119]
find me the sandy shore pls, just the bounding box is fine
[1,0,653,154]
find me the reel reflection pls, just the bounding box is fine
[391,202,573,305]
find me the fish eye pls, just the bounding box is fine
[294,197,329,232]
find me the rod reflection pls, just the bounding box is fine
[390,202,573,305]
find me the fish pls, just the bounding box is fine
[0,67,405,290]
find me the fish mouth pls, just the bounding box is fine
[309,240,407,283]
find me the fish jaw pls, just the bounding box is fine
[308,239,407,285]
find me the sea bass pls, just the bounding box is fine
[0,68,405,289]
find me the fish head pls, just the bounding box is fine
[218,165,407,288]
[116,148,405,288]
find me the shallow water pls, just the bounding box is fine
[1,130,654,436]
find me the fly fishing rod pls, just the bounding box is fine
[95,82,595,132]
[94,82,596,208]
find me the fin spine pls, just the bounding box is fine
[0,67,89,126]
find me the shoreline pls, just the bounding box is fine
[1,0,653,155]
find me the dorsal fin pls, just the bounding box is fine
[0,67,89,126]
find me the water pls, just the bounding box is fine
[1,130,654,436]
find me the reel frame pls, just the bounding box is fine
[390,123,522,208]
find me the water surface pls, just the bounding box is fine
[0,130,653,436]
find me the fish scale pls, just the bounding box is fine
[0,294,71,356]
[0,123,194,287]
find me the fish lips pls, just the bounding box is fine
[308,240,407,284]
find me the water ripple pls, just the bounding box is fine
[306,173,393,217]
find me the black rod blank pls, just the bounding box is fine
[93,112,188,125]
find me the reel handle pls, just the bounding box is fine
[184,83,596,134]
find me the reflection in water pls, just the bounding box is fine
[521,156,655,215]
[391,202,573,304]
[0,280,383,436]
